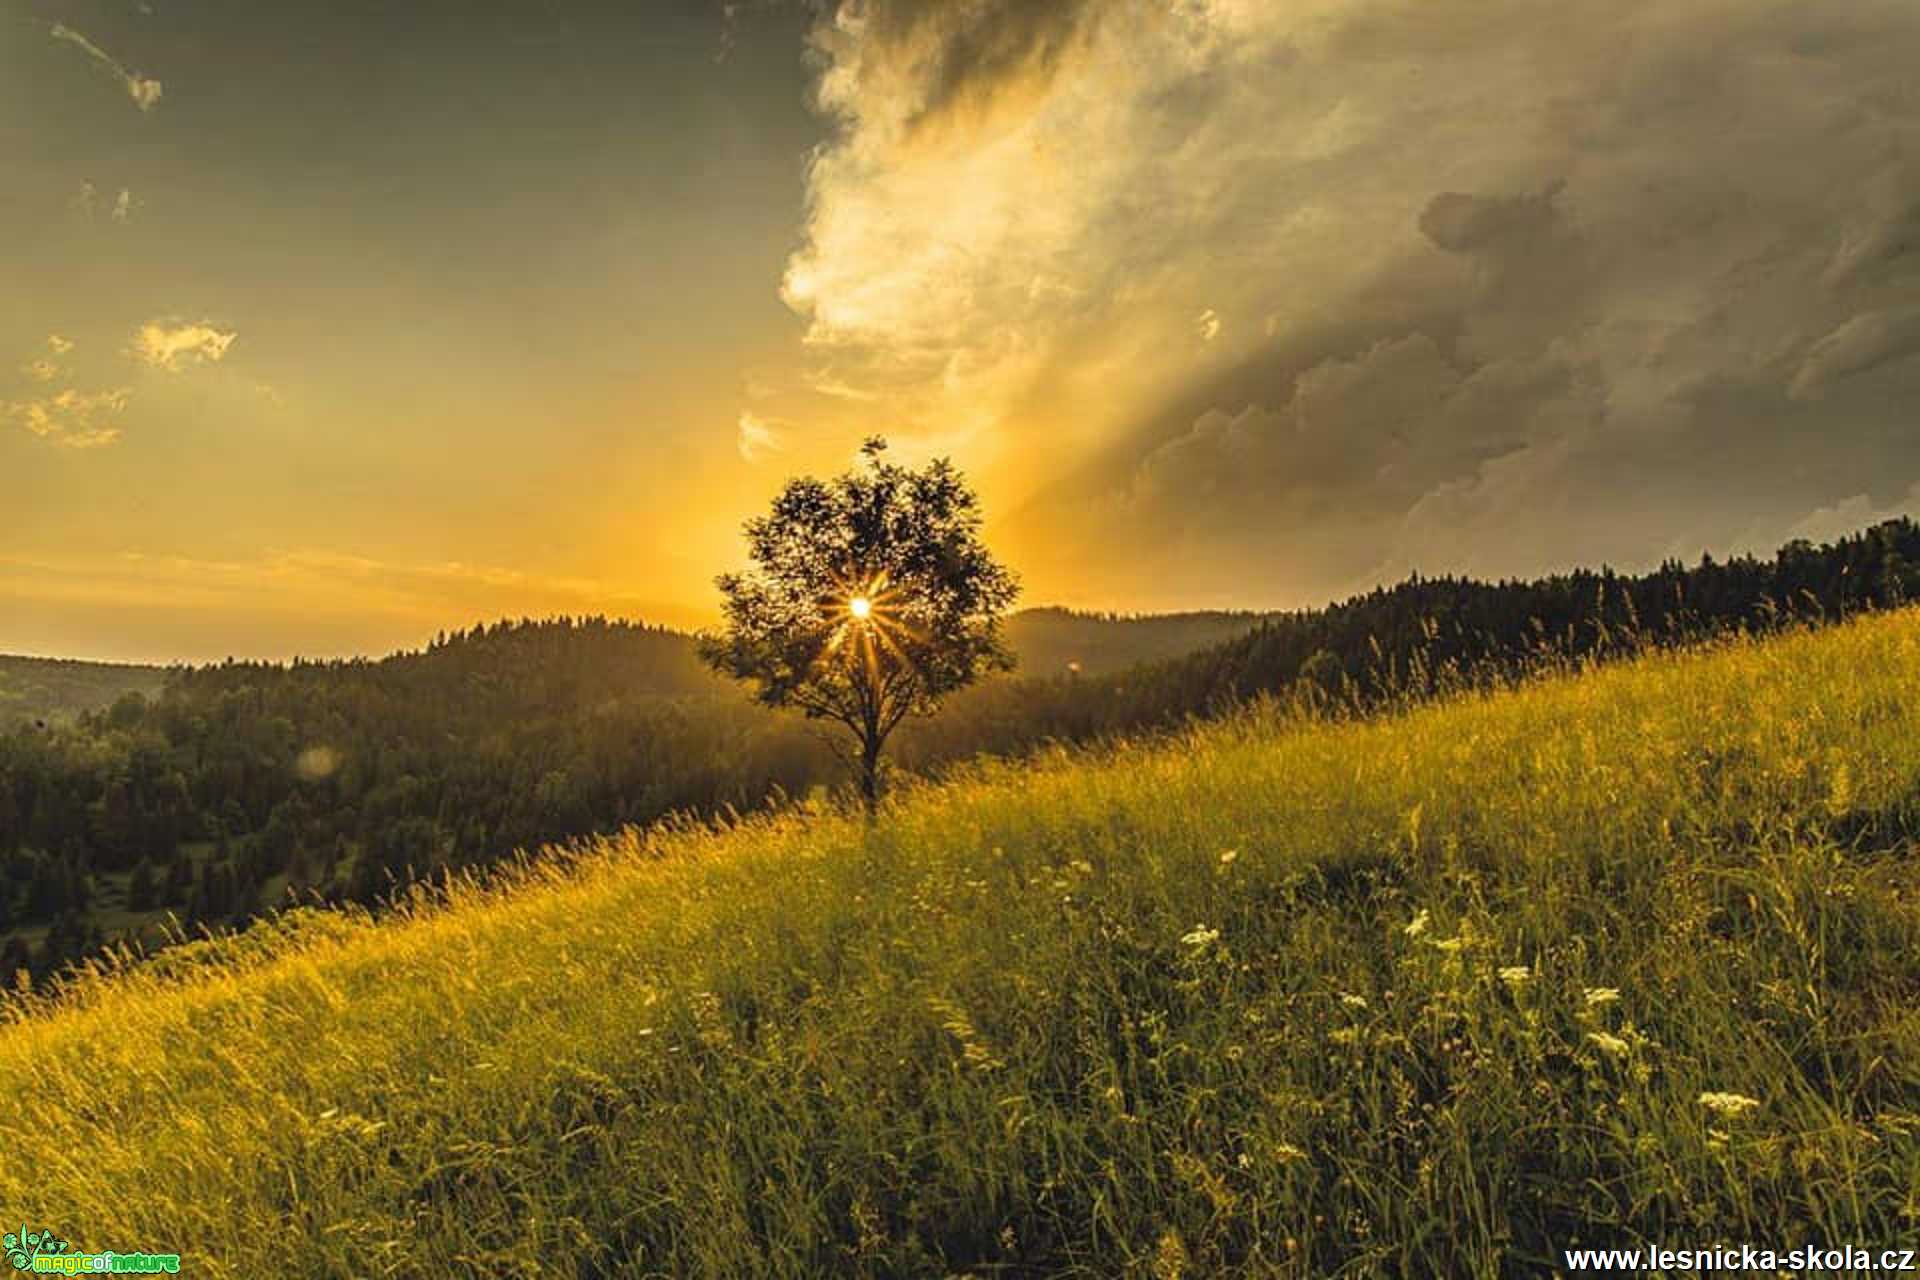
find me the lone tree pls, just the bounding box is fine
[700,438,1019,810]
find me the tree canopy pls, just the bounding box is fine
[699,439,1021,807]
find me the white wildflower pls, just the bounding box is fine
[1584,987,1621,1008]
[1340,993,1369,1010]
[1698,1090,1762,1118]
[1219,848,1239,866]
[1498,965,1532,986]
[1586,1032,1630,1056]
[1181,925,1220,948]
[1404,908,1430,938]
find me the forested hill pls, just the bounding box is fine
[1148,517,1920,716]
[3,518,1917,981]
[167,616,729,711]
[0,656,165,728]
[0,607,1266,727]
[890,518,1920,759]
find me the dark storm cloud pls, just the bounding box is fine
[1791,309,1920,401]
[779,0,1920,608]
[1417,184,1565,256]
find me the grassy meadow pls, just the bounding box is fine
[5,610,1920,1275]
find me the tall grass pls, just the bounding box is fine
[4,613,1920,1276]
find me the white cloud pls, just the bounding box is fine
[131,320,238,372]
[22,335,76,384]
[69,185,136,222]
[4,388,130,449]
[50,23,163,113]
[1781,484,1920,545]
[736,411,787,464]
[784,0,1416,457]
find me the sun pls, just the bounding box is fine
[848,595,873,620]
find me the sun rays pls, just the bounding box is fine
[819,573,922,672]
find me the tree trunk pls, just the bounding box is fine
[858,735,882,816]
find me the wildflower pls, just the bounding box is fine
[1181,925,1220,948]
[1586,1032,1630,1056]
[1274,1143,1307,1164]
[1340,993,1369,1010]
[1431,936,1466,954]
[1584,987,1621,1008]
[1498,965,1532,986]
[1069,859,1094,875]
[1698,1090,1762,1117]
[1404,908,1430,939]
[1219,848,1239,866]
[1154,1231,1190,1280]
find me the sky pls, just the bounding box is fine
[6,0,1920,663]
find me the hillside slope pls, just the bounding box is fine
[5,612,1920,1275]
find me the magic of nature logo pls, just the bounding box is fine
[4,1226,180,1274]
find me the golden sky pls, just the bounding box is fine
[7,0,1920,662]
